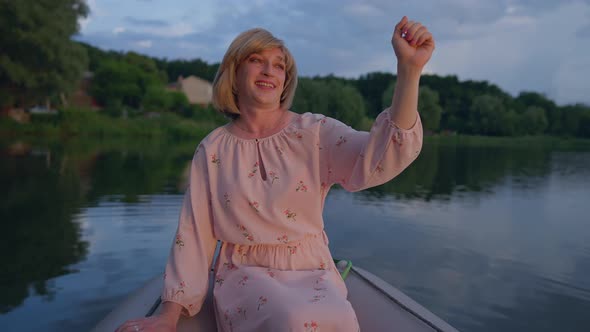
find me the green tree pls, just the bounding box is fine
[91,59,162,110]
[91,60,143,109]
[143,86,172,112]
[418,86,442,132]
[157,58,219,83]
[515,92,559,134]
[382,83,441,132]
[381,80,396,110]
[518,106,548,135]
[355,72,396,118]
[469,95,514,136]
[292,78,330,115]
[293,78,367,129]
[578,105,590,138]
[0,0,89,108]
[325,80,367,127]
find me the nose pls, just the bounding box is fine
[262,62,273,76]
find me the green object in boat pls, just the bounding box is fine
[334,259,352,280]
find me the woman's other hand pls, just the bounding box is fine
[392,16,435,70]
[114,314,177,332]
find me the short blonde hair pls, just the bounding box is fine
[212,28,298,118]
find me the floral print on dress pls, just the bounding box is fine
[287,245,298,254]
[224,310,234,332]
[224,262,238,271]
[175,234,185,249]
[238,276,249,287]
[304,321,320,331]
[336,136,347,146]
[249,200,260,213]
[236,306,247,320]
[287,129,303,139]
[275,146,284,155]
[392,131,403,146]
[257,296,267,311]
[215,275,224,287]
[277,234,289,244]
[238,225,254,242]
[248,162,259,178]
[237,246,247,257]
[268,170,279,184]
[224,192,231,206]
[296,180,308,192]
[174,281,186,297]
[284,209,297,221]
[313,277,327,291]
[310,277,327,303]
[310,294,326,303]
[266,268,276,278]
[376,164,384,173]
[211,153,220,165]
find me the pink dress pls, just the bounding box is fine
[162,108,423,331]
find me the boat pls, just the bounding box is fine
[92,261,459,332]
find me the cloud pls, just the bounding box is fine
[112,27,125,35]
[77,0,590,105]
[135,40,153,48]
[124,16,169,27]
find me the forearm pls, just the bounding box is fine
[389,64,422,129]
[159,301,183,323]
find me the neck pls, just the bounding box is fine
[232,104,287,136]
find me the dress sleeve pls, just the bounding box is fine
[161,144,218,317]
[319,108,423,192]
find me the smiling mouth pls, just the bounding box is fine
[255,81,275,88]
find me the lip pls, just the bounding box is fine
[254,80,276,89]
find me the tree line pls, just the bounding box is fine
[1,0,589,138]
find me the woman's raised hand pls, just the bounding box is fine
[392,16,435,70]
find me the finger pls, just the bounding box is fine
[397,20,415,40]
[416,31,433,46]
[409,27,427,45]
[401,20,415,36]
[394,16,409,38]
[116,320,142,332]
[406,22,423,42]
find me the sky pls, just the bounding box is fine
[76,0,590,106]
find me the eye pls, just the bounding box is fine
[275,63,285,70]
[249,56,262,63]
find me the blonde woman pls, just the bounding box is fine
[117,15,434,332]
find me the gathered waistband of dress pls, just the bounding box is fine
[227,230,329,248]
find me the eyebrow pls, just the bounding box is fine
[251,53,285,63]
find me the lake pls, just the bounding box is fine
[1,136,589,332]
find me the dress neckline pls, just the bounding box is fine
[222,111,301,142]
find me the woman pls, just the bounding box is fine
[117,15,434,332]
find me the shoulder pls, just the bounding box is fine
[198,125,230,148]
[291,112,340,130]
[190,125,230,159]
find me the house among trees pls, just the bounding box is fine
[166,75,212,106]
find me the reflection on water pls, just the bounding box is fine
[1,138,589,331]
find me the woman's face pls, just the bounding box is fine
[235,47,286,108]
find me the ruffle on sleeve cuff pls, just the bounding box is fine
[380,108,421,133]
[161,290,202,317]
